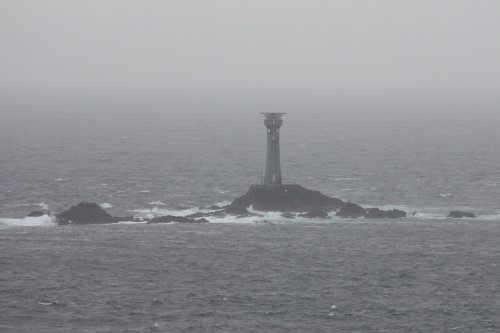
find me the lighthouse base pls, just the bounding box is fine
[228,184,345,212]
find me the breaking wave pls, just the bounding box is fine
[2,201,499,228]
[16,202,50,210]
[0,215,55,227]
[477,213,500,220]
[148,201,167,206]
[100,203,113,209]
[132,206,203,220]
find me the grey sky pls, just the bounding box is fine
[1,0,499,98]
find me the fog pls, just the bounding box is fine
[1,0,500,108]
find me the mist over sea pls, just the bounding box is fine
[1,95,499,332]
[1,95,500,219]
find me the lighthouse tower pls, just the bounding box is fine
[261,113,286,185]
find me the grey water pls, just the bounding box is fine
[1,95,500,332]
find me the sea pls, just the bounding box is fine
[1,94,499,332]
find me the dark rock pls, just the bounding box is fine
[186,211,212,219]
[228,184,345,212]
[224,205,251,215]
[365,208,406,219]
[336,203,366,218]
[28,211,47,217]
[224,206,263,218]
[336,203,406,219]
[111,216,137,223]
[281,212,296,219]
[300,211,330,219]
[147,215,208,224]
[186,210,227,219]
[188,206,262,219]
[448,211,476,218]
[55,202,115,225]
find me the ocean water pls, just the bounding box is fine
[1,95,500,331]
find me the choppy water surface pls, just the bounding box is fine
[1,96,500,331]
[1,220,499,332]
[2,97,500,218]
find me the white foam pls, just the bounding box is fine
[205,214,261,224]
[477,213,500,221]
[37,202,50,210]
[149,201,166,206]
[215,187,229,194]
[411,212,448,220]
[210,206,335,225]
[360,203,413,211]
[132,206,201,218]
[130,202,500,225]
[100,203,113,209]
[212,200,231,207]
[0,215,55,227]
[18,202,50,210]
[117,221,145,225]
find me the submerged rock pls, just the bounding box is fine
[147,215,208,224]
[186,211,220,219]
[55,202,115,225]
[448,211,476,218]
[365,208,406,219]
[336,203,366,218]
[28,211,48,217]
[300,210,330,219]
[228,184,345,212]
[111,215,139,223]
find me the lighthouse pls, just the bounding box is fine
[261,113,286,185]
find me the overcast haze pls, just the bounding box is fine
[1,0,500,101]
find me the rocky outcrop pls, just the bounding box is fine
[336,203,406,219]
[54,185,409,226]
[336,203,366,218]
[55,201,211,225]
[228,184,345,212]
[55,202,115,225]
[448,211,476,218]
[147,215,208,224]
